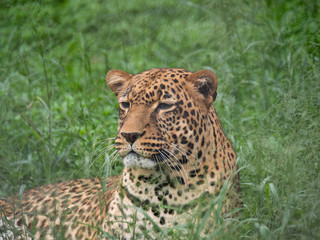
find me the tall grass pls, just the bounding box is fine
[0,0,319,239]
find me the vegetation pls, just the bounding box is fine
[0,0,319,239]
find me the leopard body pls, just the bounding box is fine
[0,68,239,239]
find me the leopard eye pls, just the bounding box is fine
[120,102,130,109]
[157,103,175,111]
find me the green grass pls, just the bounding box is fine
[0,0,319,239]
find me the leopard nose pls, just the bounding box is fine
[121,132,140,144]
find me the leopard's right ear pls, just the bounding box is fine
[106,70,132,97]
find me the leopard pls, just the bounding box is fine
[0,68,240,239]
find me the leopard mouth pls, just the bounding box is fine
[123,152,157,169]
[123,150,169,169]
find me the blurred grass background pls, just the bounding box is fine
[0,0,319,239]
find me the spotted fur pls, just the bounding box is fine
[0,68,239,239]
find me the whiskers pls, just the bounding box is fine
[157,149,181,182]
[155,143,204,186]
[72,137,121,177]
[161,149,189,185]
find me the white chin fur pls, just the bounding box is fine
[123,153,157,169]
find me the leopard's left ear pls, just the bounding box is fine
[187,70,218,107]
[106,70,132,97]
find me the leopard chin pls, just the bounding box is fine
[123,152,157,169]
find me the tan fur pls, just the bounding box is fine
[0,68,239,239]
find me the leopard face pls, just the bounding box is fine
[107,68,218,173]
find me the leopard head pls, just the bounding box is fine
[106,68,218,170]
